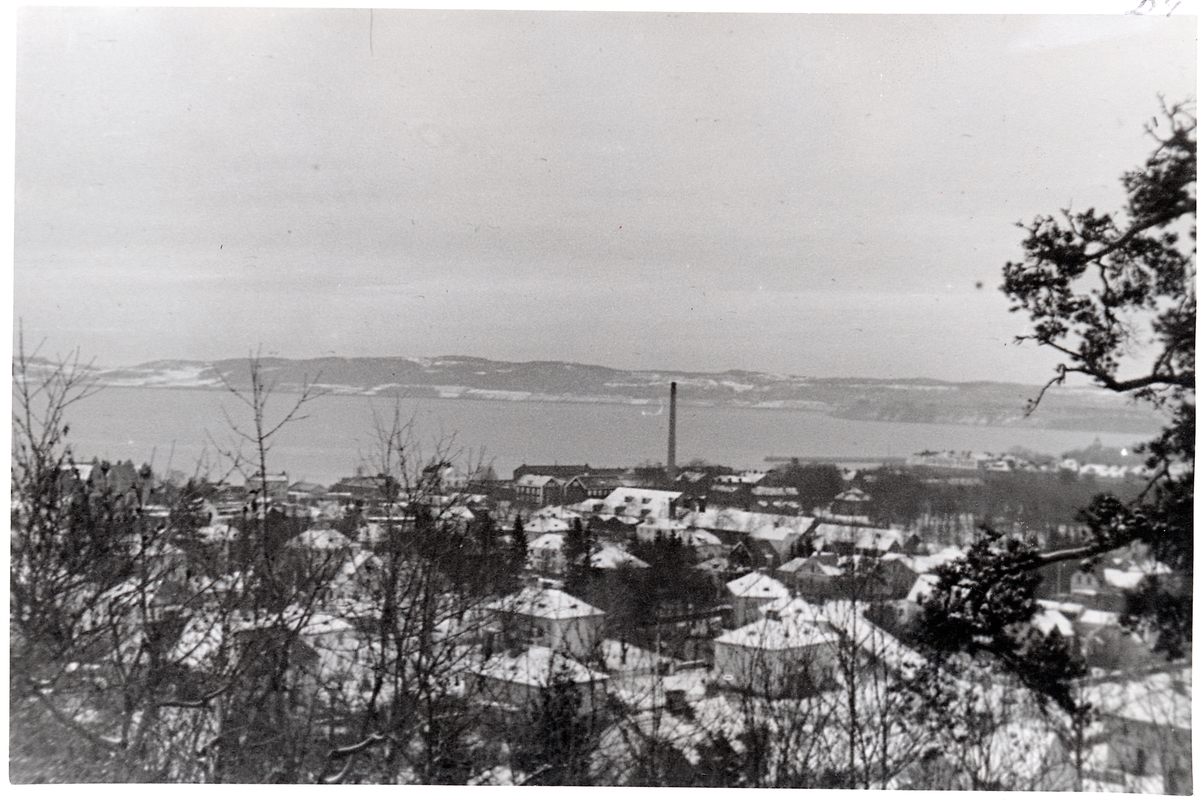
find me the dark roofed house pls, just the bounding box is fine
[777,556,847,602]
[287,481,327,504]
[831,487,872,518]
[513,464,593,481]
[729,538,781,572]
[563,474,627,505]
[514,474,564,508]
[328,473,390,503]
[246,472,290,504]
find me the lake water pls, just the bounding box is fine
[61,387,1148,486]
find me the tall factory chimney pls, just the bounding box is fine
[667,381,677,478]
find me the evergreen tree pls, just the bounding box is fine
[564,517,594,597]
[506,515,527,591]
[918,102,1195,712]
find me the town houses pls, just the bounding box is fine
[62,437,1186,792]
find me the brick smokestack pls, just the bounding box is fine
[668,381,677,478]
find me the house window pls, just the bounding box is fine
[1134,748,1147,776]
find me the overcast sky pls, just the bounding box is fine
[14,9,1196,382]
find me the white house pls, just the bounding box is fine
[527,532,567,575]
[471,645,609,716]
[487,587,607,661]
[601,487,682,521]
[725,570,790,627]
[749,522,804,559]
[636,517,688,542]
[712,612,839,698]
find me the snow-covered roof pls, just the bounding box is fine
[726,570,789,600]
[1084,669,1190,730]
[917,545,966,572]
[777,557,807,573]
[602,487,682,503]
[760,595,817,619]
[678,528,722,547]
[525,516,570,534]
[535,505,583,520]
[776,557,842,577]
[489,586,606,620]
[905,573,938,604]
[472,645,608,687]
[1078,609,1120,628]
[1037,598,1085,617]
[293,527,352,550]
[714,614,838,651]
[637,518,687,531]
[592,709,706,783]
[1103,567,1146,590]
[515,474,561,488]
[528,532,565,551]
[599,638,662,675]
[818,599,924,671]
[855,530,904,550]
[811,523,892,545]
[1032,608,1075,638]
[590,544,648,570]
[750,523,799,543]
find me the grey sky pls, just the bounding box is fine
[14,9,1196,382]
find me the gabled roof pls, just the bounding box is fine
[714,615,837,651]
[818,599,924,671]
[603,487,683,504]
[565,474,626,490]
[1033,608,1075,638]
[678,528,722,547]
[528,532,565,551]
[761,594,816,619]
[590,544,648,570]
[905,573,938,604]
[781,558,842,577]
[525,516,570,534]
[855,530,904,551]
[489,586,606,620]
[516,474,563,489]
[726,571,789,600]
[750,523,802,543]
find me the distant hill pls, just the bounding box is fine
[81,355,1165,434]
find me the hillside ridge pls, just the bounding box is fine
[74,355,1164,434]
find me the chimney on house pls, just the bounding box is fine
[668,381,677,479]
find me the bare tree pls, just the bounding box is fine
[314,399,508,784]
